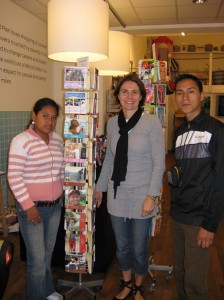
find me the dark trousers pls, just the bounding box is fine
[172,219,209,300]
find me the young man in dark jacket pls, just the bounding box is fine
[169,73,224,300]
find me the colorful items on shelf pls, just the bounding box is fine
[138,58,167,128]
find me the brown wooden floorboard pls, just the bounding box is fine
[1,152,224,299]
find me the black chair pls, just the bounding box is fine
[0,240,14,299]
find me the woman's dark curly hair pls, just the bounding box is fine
[114,74,146,107]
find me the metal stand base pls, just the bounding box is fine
[148,254,173,293]
[56,273,104,300]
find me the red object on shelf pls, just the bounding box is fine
[152,36,174,60]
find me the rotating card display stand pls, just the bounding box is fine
[56,61,103,300]
[138,59,174,292]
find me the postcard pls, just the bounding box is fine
[64,66,90,90]
[64,114,89,139]
[64,210,86,232]
[64,165,87,186]
[65,232,86,255]
[64,140,88,163]
[64,186,87,209]
[65,254,87,273]
[64,92,89,114]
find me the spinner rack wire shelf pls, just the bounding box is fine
[56,65,103,300]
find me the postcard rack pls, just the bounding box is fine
[138,58,167,127]
[138,58,174,292]
[56,64,103,299]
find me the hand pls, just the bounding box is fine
[141,195,155,217]
[94,190,103,208]
[197,227,214,248]
[26,206,42,224]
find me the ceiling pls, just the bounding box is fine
[10,0,224,36]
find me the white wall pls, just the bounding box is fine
[130,35,147,72]
[0,0,54,110]
[0,0,113,136]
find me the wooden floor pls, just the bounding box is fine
[2,152,224,300]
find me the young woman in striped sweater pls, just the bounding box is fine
[8,98,64,300]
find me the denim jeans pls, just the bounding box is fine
[110,215,152,275]
[17,202,62,300]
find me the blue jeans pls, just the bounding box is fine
[17,202,62,300]
[110,215,152,275]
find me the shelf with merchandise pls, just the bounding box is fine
[173,53,224,91]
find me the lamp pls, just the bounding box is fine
[48,0,109,62]
[93,31,131,76]
[192,0,206,3]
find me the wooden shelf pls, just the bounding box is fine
[174,53,224,90]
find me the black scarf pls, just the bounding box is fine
[111,107,143,198]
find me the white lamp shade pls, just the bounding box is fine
[48,0,109,62]
[94,31,130,76]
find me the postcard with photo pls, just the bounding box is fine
[150,215,162,237]
[96,137,106,166]
[64,92,89,114]
[64,165,87,186]
[65,254,87,273]
[157,60,167,82]
[65,232,86,255]
[156,84,166,105]
[64,186,87,209]
[138,59,157,83]
[64,66,90,90]
[156,106,166,127]
[156,105,166,115]
[157,111,166,127]
[144,104,156,115]
[64,114,89,139]
[64,210,86,232]
[64,140,88,163]
[144,84,155,104]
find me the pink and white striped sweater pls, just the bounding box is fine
[8,126,64,211]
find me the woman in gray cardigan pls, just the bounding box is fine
[95,74,165,300]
